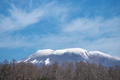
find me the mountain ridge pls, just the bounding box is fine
[18,48,120,67]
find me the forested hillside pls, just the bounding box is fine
[0,59,120,80]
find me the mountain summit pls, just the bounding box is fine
[19,48,120,67]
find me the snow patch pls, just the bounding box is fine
[89,51,120,60]
[35,49,53,56]
[34,48,87,56]
[24,57,31,62]
[31,59,39,63]
[44,58,50,65]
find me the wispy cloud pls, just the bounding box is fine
[0,4,43,33]
[1,15,119,56]
[62,17,120,37]
[0,0,120,60]
[0,1,69,34]
[0,0,70,48]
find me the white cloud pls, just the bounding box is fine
[0,0,120,58]
[58,16,120,56]
[9,4,43,26]
[0,27,120,57]
[62,17,120,37]
[0,1,69,34]
[0,5,44,34]
[0,35,33,48]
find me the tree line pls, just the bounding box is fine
[0,59,120,80]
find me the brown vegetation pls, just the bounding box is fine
[0,59,120,80]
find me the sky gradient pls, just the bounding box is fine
[0,0,120,62]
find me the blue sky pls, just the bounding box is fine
[0,0,120,62]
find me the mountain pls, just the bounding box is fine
[18,48,120,67]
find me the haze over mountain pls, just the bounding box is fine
[19,48,120,67]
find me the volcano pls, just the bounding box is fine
[18,48,120,67]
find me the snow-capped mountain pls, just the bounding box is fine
[19,48,120,67]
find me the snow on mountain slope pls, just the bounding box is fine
[19,48,120,67]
